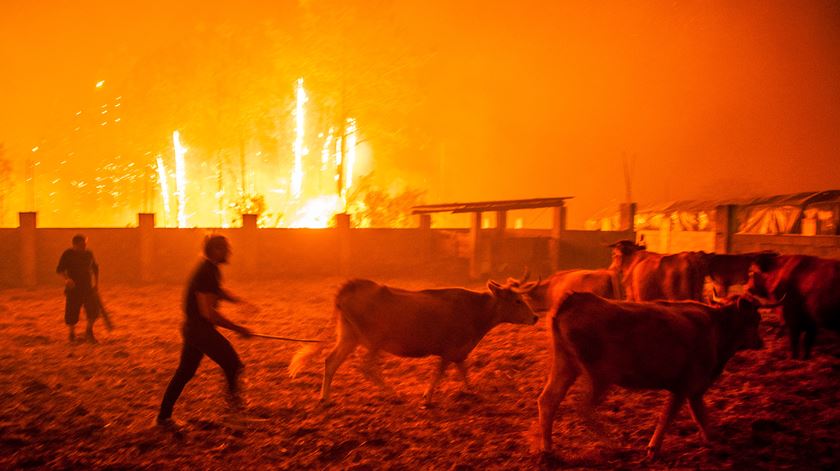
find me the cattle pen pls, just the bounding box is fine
[1,276,838,469]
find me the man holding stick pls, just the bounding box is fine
[156,234,255,427]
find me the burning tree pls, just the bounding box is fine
[347,174,425,228]
[296,0,432,210]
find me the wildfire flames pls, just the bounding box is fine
[152,79,359,229]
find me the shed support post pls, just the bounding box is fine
[549,204,567,272]
[714,204,736,254]
[470,212,484,279]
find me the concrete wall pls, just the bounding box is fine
[37,228,142,285]
[0,215,474,287]
[0,229,20,287]
[1,213,638,287]
[465,229,632,277]
[731,234,840,260]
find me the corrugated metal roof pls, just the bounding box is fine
[634,190,840,214]
[412,197,573,214]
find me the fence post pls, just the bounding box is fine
[714,204,736,254]
[19,212,37,287]
[417,213,431,230]
[336,213,351,275]
[138,213,155,283]
[491,210,507,274]
[549,204,567,272]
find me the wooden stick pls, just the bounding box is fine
[250,333,322,343]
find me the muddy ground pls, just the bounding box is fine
[1,276,838,469]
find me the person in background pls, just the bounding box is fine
[56,234,100,343]
[156,234,255,428]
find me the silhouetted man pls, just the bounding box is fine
[56,234,99,343]
[157,235,254,427]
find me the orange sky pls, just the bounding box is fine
[1,0,839,227]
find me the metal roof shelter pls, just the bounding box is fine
[589,191,840,234]
[411,197,574,277]
[411,197,574,215]
[737,190,840,235]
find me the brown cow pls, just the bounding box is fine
[289,279,537,404]
[538,292,772,458]
[748,254,840,359]
[609,240,706,302]
[508,269,620,312]
[705,251,777,296]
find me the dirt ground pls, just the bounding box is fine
[1,276,838,470]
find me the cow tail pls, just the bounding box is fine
[287,304,342,379]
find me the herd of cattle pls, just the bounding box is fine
[288,240,840,459]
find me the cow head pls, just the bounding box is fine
[746,267,770,299]
[487,280,539,325]
[745,251,783,301]
[711,293,784,351]
[505,269,549,312]
[608,239,645,273]
[731,296,765,350]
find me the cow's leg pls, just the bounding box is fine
[802,325,817,360]
[538,361,578,452]
[320,336,358,402]
[360,349,395,395]
[687,395,711,445]
[646,392,685,459]
[423,358,450,406]
[788,325,802,359]
[579,377,608,435]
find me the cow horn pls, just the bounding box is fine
[758,293,787,309]
[520,267,531,283]
[511,276,541,294]
[709,287,725,305]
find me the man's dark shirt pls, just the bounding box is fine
[56,249,98,290]
[184,259,223,329]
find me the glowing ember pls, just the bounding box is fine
[291,78,308,199]
[288,195,341,228]
[172,130,188,228]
